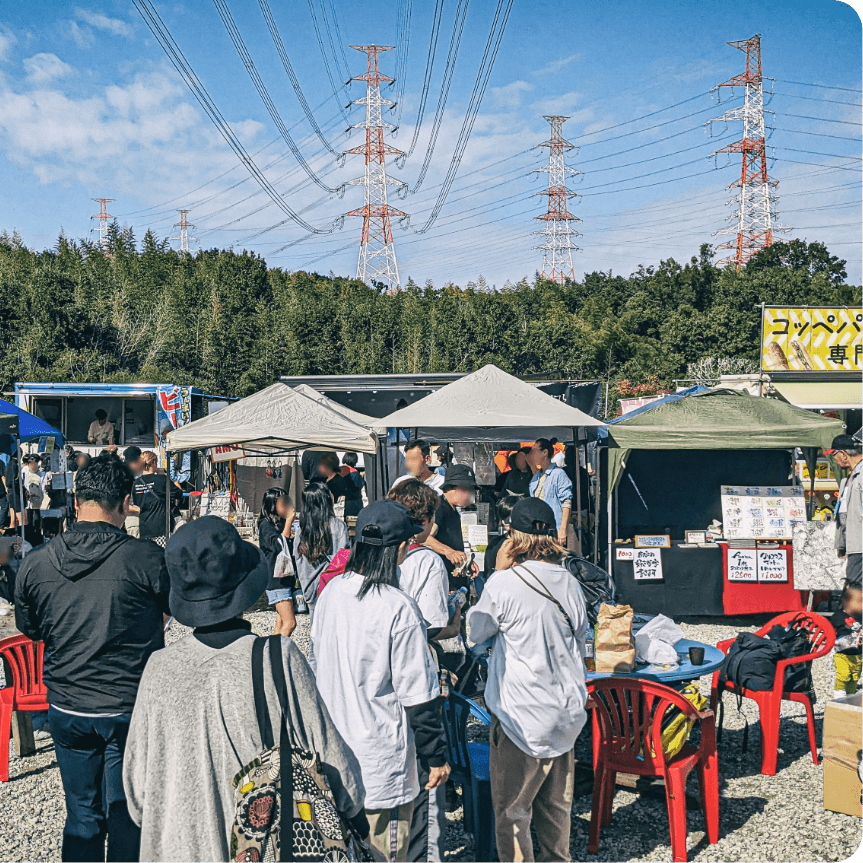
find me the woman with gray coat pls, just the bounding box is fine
[123,516,367,861]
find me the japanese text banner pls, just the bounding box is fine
[762,306,862,372]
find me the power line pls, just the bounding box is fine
[306,0,350,121]
[132,0,338,234]
[772,90,862,107]
[213,0,338,192]
[391,0,413,131]
[414,0,514,232]
[783,112,861,126]
[775,78,862,94]
[259,1,340,156]
[405,0,446,158]
[410,0,471,191]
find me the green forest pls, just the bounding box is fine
[0,226,857,415]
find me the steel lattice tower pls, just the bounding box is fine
[533,116,581,283]
[171,209,196,253]
[90,197,115,254]
[708,34,788,269]
[342,45,407,290]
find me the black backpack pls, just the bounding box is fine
[717,633,783,752]
[563,555,617,626]
[766,615,814,694]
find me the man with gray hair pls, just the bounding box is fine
[826,434,863,586]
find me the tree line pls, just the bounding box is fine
[0,226,856,417]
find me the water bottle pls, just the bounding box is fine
[293,590,308,614]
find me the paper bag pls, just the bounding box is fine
[595,603,636,673]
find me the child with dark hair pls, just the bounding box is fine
[341,452,365,517]
[258,487,298,636]
[315,451,348,505]
[831,582,862,699]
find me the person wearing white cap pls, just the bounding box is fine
[311,500,450,863]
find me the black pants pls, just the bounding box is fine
[846,552,862,586]
[407,756,446,862]
[47,707,140,862]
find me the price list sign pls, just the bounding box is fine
[721,486,806,540]
[633,548,664,581]
[727,548,758,582]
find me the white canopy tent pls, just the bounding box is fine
[291,383,387,435]
[165,382,378,455]
[377,364,604,443]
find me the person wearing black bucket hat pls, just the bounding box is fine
[424,463,480,588]
[467,495,588,863]
[312,501,449,863]
[124,516,369,862]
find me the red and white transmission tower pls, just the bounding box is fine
[708,34,788,269]
[170,209,196,253]
[533,115,580,283]
[342,45,408,290]
[90,197,115,254]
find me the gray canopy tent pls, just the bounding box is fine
[163,383,379,535]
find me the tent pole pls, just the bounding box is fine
[606,475,613,573]
[593,447,601,565]
[573,428,581,555]
[15,437,25,547]
[165,454,172,541]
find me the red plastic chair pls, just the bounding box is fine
[587,678,719,863]
[710,611,835,777]
[0,634,49,782]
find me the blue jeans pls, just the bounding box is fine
[47,707,140,862]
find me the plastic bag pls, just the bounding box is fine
[635,614,684,665]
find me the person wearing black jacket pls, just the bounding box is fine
[14,453,170,863]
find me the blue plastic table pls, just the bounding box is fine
[586,638,724,685]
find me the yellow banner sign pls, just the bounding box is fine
[761,306,863,372]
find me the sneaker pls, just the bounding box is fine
[33,729,52,740]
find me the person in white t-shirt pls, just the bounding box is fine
[387,479,461,862]
[311,501,450,863]
[391,439,445,495]
[467,497,588,863]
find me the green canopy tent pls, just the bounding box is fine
[605,388,844,493]
[599,388,844,616]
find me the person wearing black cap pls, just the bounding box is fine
[424,463,480,589]
[827,434,863,585]
[467,497,588,863]
[123,516,368,861]
[14,453,170,862]
[311,501,449,863]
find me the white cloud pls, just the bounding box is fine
[530,91,584,115]
[75,8,134,38]
[0,25,16,60]
[66,21,94,49]
[490,80,533,109]
[534,53,582,77]
[23,53,74,84]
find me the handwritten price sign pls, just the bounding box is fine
[757,548,788,583]
[728,548,758,582]
[633,549,664,581]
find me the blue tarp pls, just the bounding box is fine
[0,399,65,443]
[598,386,710,438]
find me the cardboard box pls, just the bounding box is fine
[823,692,862,818]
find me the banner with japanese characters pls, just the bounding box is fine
[761,306,862,372]
[157,385,192,482]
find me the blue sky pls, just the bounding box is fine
[0,0,860,286]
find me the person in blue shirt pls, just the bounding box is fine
[528,438,572,544]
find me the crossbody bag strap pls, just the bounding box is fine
[512,564,576,639]
[267,635,294,863]
[251,637,274,750]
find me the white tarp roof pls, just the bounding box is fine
[377,364,604,443]
[292,383,387,435]
[165,382,378,454]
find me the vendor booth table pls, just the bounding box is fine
[586,637,724,684]
[601,389,843,617]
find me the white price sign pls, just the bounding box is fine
[727,548,758,582]
[633,548,663,581]
[757,548,788,582]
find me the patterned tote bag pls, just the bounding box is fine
[230,635,362,862]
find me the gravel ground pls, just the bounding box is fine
[2,613,861,862]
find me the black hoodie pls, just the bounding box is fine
[14,521,170,713]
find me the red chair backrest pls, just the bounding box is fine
[589,678,703,773]
[754,611,835,660]
[0,634,47,706]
